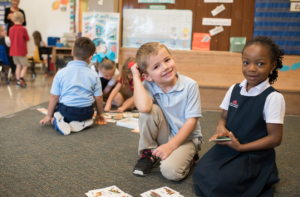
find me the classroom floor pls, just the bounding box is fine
[0,72,53,118]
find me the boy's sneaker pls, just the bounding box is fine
[69,119,93,132]
[20,78,26,88]
[16,80,21,87]
[133,150,158,176]
[53,112,71,135]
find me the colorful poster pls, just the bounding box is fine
[123,9,192,50]
[82,12,120,63]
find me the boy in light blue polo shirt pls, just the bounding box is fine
[39,37,106,135]
[131,42,202,181]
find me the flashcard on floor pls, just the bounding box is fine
[140,186,184,197]
[86,185,132,197]
[37,108,48,115]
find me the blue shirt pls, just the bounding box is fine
[51,60,102,107]
[143,73,202,140]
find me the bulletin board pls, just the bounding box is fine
[82,12,120,63]
[0,0,11,27]
[122,9,192,50]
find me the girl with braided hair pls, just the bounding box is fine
[193,36,285,197]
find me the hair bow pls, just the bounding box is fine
[128,61,135,68]
[92,50,115,63]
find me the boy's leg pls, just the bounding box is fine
[15,64,21,80]
[160,138,201,181]
[59,103,94,132]
[133,104,170,176]
[53,111,71,135]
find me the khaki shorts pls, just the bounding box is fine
[119,85,133,100]
[13,56,28,66]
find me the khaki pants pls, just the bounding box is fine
[138,104,201,181]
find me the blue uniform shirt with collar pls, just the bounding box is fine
[51,60,102,107]
[143,73,202,140]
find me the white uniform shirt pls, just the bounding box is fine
[91,65,119,87]
[220,79,285,124]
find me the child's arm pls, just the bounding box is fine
[131,63,153,112]
[39,94,60,125]
[94,95,106,124]
[217,124,282,152]
[153,117,198,160]
[104,82,122,111]
[209,110,230,141]
[102,85,113,98]
[115,96,134,112]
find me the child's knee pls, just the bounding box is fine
[160,161,186,181]
[139,104,161,121]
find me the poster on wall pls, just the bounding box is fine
[0,0,11,27]
[82,12,120,63]
[123,9,192,50]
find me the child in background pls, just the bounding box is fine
[193,36,285,197]
[9,11,29,88]
[39,37,106,135]
[0,25,16,78]
[104,57,137,113]
[31,31,46,74]
[131,42,202,180]
[91,50,120,98]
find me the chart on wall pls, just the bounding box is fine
[0,0,11,27]
[82,12,120,63]
[123,9,192,50]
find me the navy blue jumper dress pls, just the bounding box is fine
[193,84,280,197]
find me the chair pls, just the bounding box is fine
[0,45,11,84]
[27,45,45,79]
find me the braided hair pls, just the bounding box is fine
[242,36,284,84]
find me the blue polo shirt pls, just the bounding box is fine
[143,73,202,140]
[51,60,102,107]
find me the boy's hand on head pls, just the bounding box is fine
[216,132,242,151]
[95,114,107,125]
[130,63,141,78]
[39,115,52,125]
[152,144,173,160]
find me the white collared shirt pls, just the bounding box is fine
[220,79,285,124]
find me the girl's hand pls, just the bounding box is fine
[39,115,52,125]
[216,132,242,151]
[209,126,230,141]
[115,106,125,112]
[95,114,106,125]
[104,103,111,112]
[130,63,141,78]
[152,143,173,160]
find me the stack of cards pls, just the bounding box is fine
[140,186,184,197]
[85,185,132,197]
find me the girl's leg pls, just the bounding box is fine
[111,92,124,107]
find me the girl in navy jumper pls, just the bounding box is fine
[193,36,285,197]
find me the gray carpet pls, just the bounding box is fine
[0,102,299,197]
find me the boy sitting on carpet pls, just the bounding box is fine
[39,37,105,135]
[131,42,202,181]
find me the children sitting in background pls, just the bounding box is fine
[91,50,120,98]
[9,11,29,88]
[39,37,106,135]
[104,57,138,113]
[131,42,202,181]
[193,36,285,197]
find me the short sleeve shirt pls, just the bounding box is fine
[9,24,29,56]
[51,60,102,107]
[220,79,285,124]
[143,73,202,140]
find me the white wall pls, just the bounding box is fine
[19,0,71,45]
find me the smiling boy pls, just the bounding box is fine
[131,42,202,180]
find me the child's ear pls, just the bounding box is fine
[87,55,93,63]
[142,73,153,82]
[271,61,277,72]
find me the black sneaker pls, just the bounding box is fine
[133,150,158,176]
